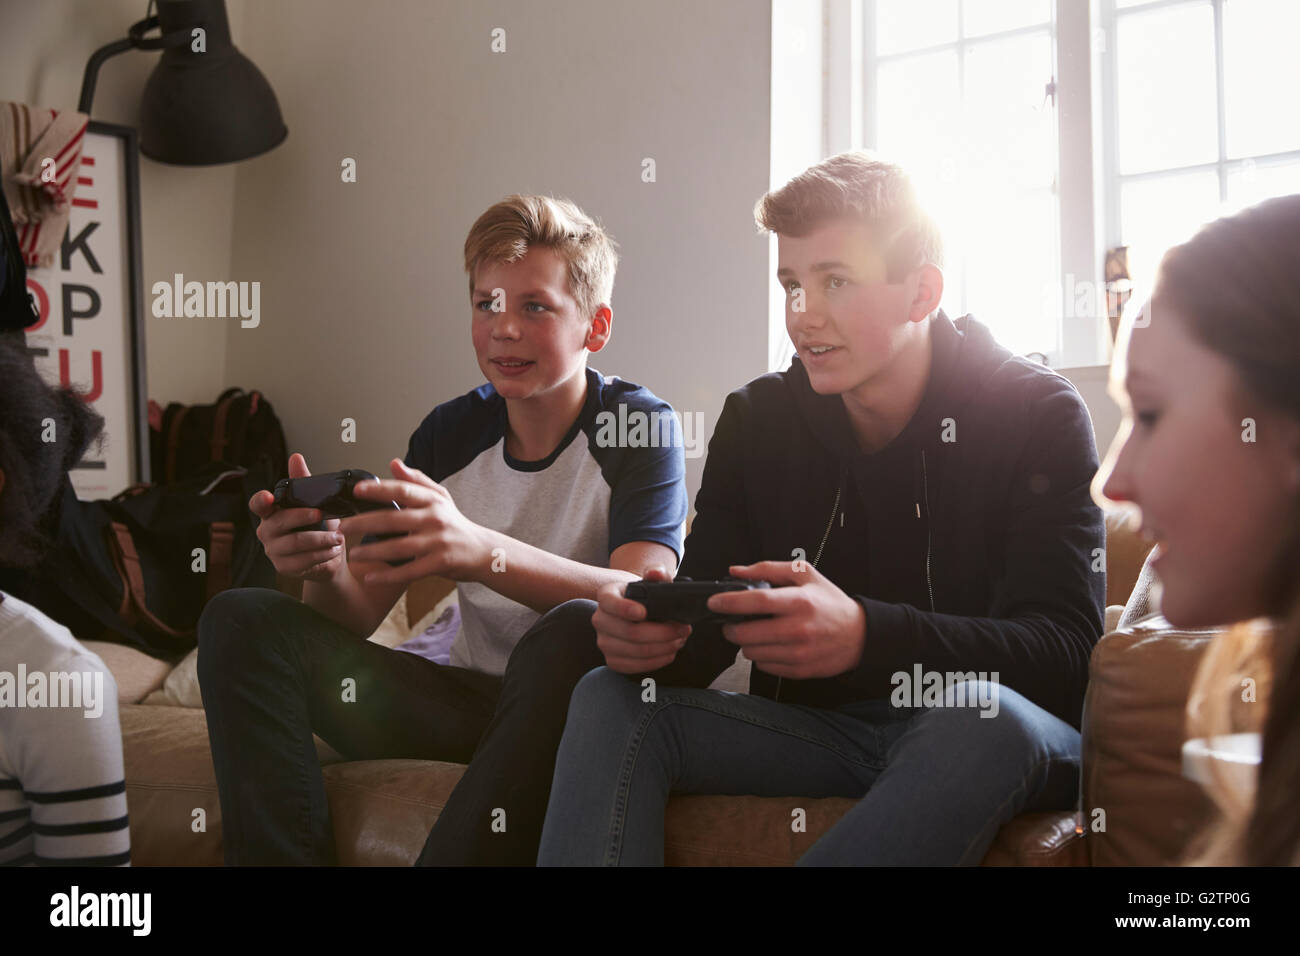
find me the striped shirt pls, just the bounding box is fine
[0,590,130,866]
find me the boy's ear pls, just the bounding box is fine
[585,305,612,353]
[908,264,943,323]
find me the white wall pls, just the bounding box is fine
[1060,363,1122,462]
[5,1,1130,500]
[0,0,243,405]
[3,0,773,503]
[225,0,773,502]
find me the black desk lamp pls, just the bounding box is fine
[77,0,287,165]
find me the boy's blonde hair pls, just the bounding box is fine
[464,195,618,319]
[754,151,943,282]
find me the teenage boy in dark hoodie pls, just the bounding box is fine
[535,152,1106,865]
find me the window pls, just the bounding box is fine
[1103,0,1300,304]
[870,0,1059,362]
[774,0,1300,372]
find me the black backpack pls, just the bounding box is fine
[34,462,278,662]
[151,387,289,486]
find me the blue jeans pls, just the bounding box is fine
[538,648,1081,865]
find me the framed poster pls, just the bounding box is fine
[22,120,149,498]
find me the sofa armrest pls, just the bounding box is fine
[1105,508,1156,608]
[1082,618,1222,865]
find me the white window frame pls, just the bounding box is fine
[1097,0,1300,263]
[808,0,1112,370]
[802,0,1300,373]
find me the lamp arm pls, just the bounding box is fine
[77,15,195,116]
[78,37,135,115]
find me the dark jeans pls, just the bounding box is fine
[195,588,605,865]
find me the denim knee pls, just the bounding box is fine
[565,665,648,724]
[197,587,299,677]
[503,599,599,677]
[922,680,1072,761]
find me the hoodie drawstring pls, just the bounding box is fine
[774,477,842,704]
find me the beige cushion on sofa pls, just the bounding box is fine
[323,759,462,866]
[120,703,348,865]
[141,647,201,707]
[80,640,172,704]
[140,587,455,709]
[120,704,225,865]
[119,698,1077,866]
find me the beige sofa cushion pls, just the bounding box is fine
[120,703,346,865]
[119,700,1072,866]
[80,640,172,704]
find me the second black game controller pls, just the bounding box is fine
[623,577,773,625]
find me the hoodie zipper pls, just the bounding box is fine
[920,449,936,613]
[774,483,841,703]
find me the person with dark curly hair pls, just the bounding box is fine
[0,337,131,865]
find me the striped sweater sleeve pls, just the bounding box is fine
[1,650,130,866]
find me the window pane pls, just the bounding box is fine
[875,0,957,55]
[1223,0,1300,158]
[962,188,1061,356]
[1120,170,1221,293]
[875,37,1059,355]
[875,50,961,174]
[963,32,1056,190]
[962,0,1051,37]
[1117,3,1217,174]
[1226,159,1300,213]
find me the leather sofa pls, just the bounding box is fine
[87,509,1220,865]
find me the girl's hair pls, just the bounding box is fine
[0,339,105,570]
[1153,194,1300,865]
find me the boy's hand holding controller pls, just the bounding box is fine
[597,561,869,679]
[344,458,490,584]
[708,561,868,680]
[249,453,346,583]
[593,566,693,674]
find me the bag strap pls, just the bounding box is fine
[206,521,235,601]
[210,391,241,463]
[197,466,248,496]
[113,483,152,502]
[165,405,190,484]
[46,545,144,648]
[107,521,187,638]
[106,524,135,623]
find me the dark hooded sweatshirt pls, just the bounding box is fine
[650,310,1105,730]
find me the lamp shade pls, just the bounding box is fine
[138,0,286,165]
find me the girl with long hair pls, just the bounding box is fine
[1097,194,1300,865]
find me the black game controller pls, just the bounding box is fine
[623,577,774,625]
[272,468,412,567]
